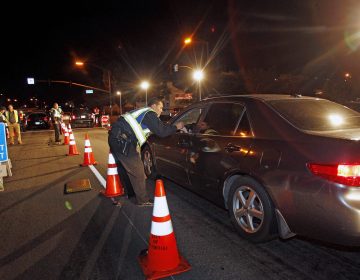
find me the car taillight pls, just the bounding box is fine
[43,117,48,122]
[72,115,76,120]
[27,118,31,122]
[307,163,360,186]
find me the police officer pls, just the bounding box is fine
[6,105,22,145]
[108,97,184,206]
[50,103,63,144]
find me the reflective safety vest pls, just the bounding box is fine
[122,107,155,147]
[5,110,19,123]
[51,108,62,118]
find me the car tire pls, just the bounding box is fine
[141,145,157,179]
[227,176,277,243]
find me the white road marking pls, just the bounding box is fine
[88,165,106,188]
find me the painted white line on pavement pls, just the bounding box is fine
[88,165,106,188]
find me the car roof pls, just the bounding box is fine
[202,94,321,102]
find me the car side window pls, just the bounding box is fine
[234,111,252,137]
[174,107,203,133]
[202,103,244,136]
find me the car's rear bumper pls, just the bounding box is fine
[272,175,360,246]
[71,120,93,127]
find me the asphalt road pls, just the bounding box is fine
[1,128,360,280]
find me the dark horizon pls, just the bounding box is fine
[2,0,360,106]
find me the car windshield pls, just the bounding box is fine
[268,99,360,131]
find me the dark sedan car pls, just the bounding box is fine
[25,112,50,130]
[142,94,360,246]
[70,108,94,128]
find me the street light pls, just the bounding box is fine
[184,37,192,45]
[140,81,150,105]
[117,91,122,115]
[183,36,209,61]
[193,69,205,101]
[75,60,113,116]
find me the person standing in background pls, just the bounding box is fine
[50,102,63,144]
[5,104,22,145]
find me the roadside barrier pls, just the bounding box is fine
[101,152,124,197]
[67,129,79,156]
[101,115,109,127]
[138,179,191,279]
[81,133,97,166]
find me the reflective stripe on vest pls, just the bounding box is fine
[51,108,62,118]
[123,107,155,147]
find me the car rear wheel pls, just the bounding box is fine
[227,176,277,243]
[141,145,157,179]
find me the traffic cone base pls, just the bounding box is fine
[138,250,191,280]
[138,179,191,279]
[101,153,124,197]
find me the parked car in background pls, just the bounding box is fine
[25,112,50,130]
[70,108,94,128]
[142,94,360,246]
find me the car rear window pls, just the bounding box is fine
[73,108,91,114]
[268,99,360,131]
[29,113,46,118]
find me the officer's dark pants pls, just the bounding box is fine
[54,122,61,142]
[109,137,149,204]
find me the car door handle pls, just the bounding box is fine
[225,143,241,152]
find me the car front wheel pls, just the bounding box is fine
[141,145,157,179]
[227,176,277,243]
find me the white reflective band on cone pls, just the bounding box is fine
[85,140,90,146]
[70,134,74,140]
[108,154,116,164]
[153,196,170,217]
[64,132,69,136]
[85,147,92,153]
[151,220,173,236]
[70,140,75,145]
[107,167,118,175]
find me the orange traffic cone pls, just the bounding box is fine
[138,179,191,280]
[60,122,67,134]
[63,124,70,145]
[101,152,124,197]
[67,130,79,156]
[81,133,97,166]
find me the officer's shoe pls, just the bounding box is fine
[137,199,154,207]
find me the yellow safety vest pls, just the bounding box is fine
[5,110,19,123]
[122,107,155,147]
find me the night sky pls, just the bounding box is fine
[2,0,360,105]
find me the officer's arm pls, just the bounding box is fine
[142,112,177,137]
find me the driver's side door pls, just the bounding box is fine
[153,106,205,186]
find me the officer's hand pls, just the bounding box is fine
[175,122,184,130]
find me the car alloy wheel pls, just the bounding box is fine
[232,186,264,233]
[227,176,277,243]
[141,146,157,179]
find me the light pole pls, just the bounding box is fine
[140,81,150,105]
[117,91,122,115]
[75,61,113,116]
[193,69,204,101]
